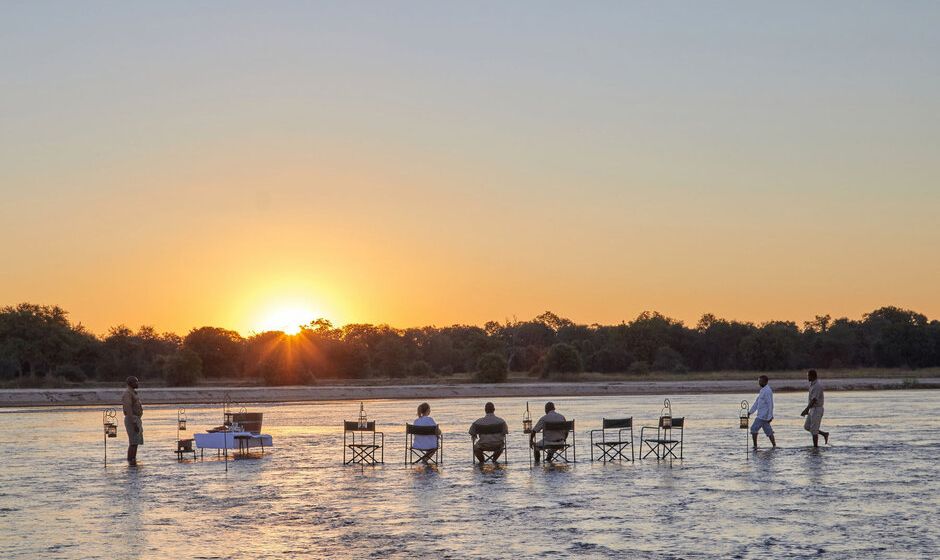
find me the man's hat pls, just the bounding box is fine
[126,376,139,386]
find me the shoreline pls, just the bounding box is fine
[1,377,937,408]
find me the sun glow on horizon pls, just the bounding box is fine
[257,306,318,335]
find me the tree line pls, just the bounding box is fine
[1,303,939,387]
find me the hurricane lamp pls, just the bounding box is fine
[357,402,368,429]
[522,401,533,434]
[660,398,673,429]
[739,400,749,429]
[103,409,118,438]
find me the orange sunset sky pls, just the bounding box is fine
[2,4,939,336]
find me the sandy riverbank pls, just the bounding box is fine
[1,377,937,408]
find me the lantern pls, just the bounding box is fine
[739,400,749,429]
[660,398,673,429]
[178,408,187,431]
[522,401,533,434]
[103,408,118,438]
[357,402,368,429]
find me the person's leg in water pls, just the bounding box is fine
[474,446,485,464]
[127,444,138,464]
[533,443,540,464]
[764,422,777,448]
[819,429,829,444]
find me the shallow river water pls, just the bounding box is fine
[1,390,938,559]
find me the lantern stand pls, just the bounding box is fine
[222,394,232,472]
[178,408,187,438]
[103,408,117,467]
[660,399,673,430]
[357,402,368,429]
[739,400,750,459]
[522,402,532,434]
[176,408,195,461]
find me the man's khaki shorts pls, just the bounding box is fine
[803,407,824,435]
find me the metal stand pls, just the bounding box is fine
[103,408,117,467]
[740,400,750,459]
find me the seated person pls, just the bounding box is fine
[529,401,568,464]
[469,402,509,464]
[412,402,441,464]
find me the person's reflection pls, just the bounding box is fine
[114,467,144,559]
[803,446,825,486]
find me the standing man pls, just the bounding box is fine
[801,369,830,447]
[122,376,143,465]
[469,402,509,464]
[529,401,568,464]
[748,375,776,450]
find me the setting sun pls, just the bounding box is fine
[257,306,316,335]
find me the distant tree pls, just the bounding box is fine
[0,303,96,378]
[535,311,574,332]
[510,321,556,349]
[625,311,687,364]
[408,360,433,377]
[652,346,687,373]
[863,307,929,368]
[585,347,633,373]
[542,343,583,376]
[476,352,508,383]
[53,364,87,383]
[738,321,803,371]
[163,349,202,387]
[373,333,408,378]
[183,327,244,378]
[628,360,650,375]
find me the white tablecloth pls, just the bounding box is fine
[194,432,273,450]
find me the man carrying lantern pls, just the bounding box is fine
[748,375,776,450]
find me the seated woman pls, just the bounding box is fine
[412,402,441,464]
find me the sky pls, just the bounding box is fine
[1,2,939,336]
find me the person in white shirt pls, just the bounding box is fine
[748,375,776,450]
[412,402,440,464]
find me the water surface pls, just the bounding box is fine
[1,390,937,559]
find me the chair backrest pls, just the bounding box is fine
[344,420,376,432]
[473,421,507,435]
[602,417,632,429]
[406,423,439,436]
[230,412,263,434]
[671,417,685,429]
[544,420,575,432]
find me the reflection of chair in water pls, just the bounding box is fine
[640,417,684,460]
[405,424,443,466]
[343,421,384,465]
[590,418,634,462]
[532,420,576,465]
[470,422,508,465]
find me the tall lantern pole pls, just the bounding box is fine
[740,400,750,459]
[103,408,117,467]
